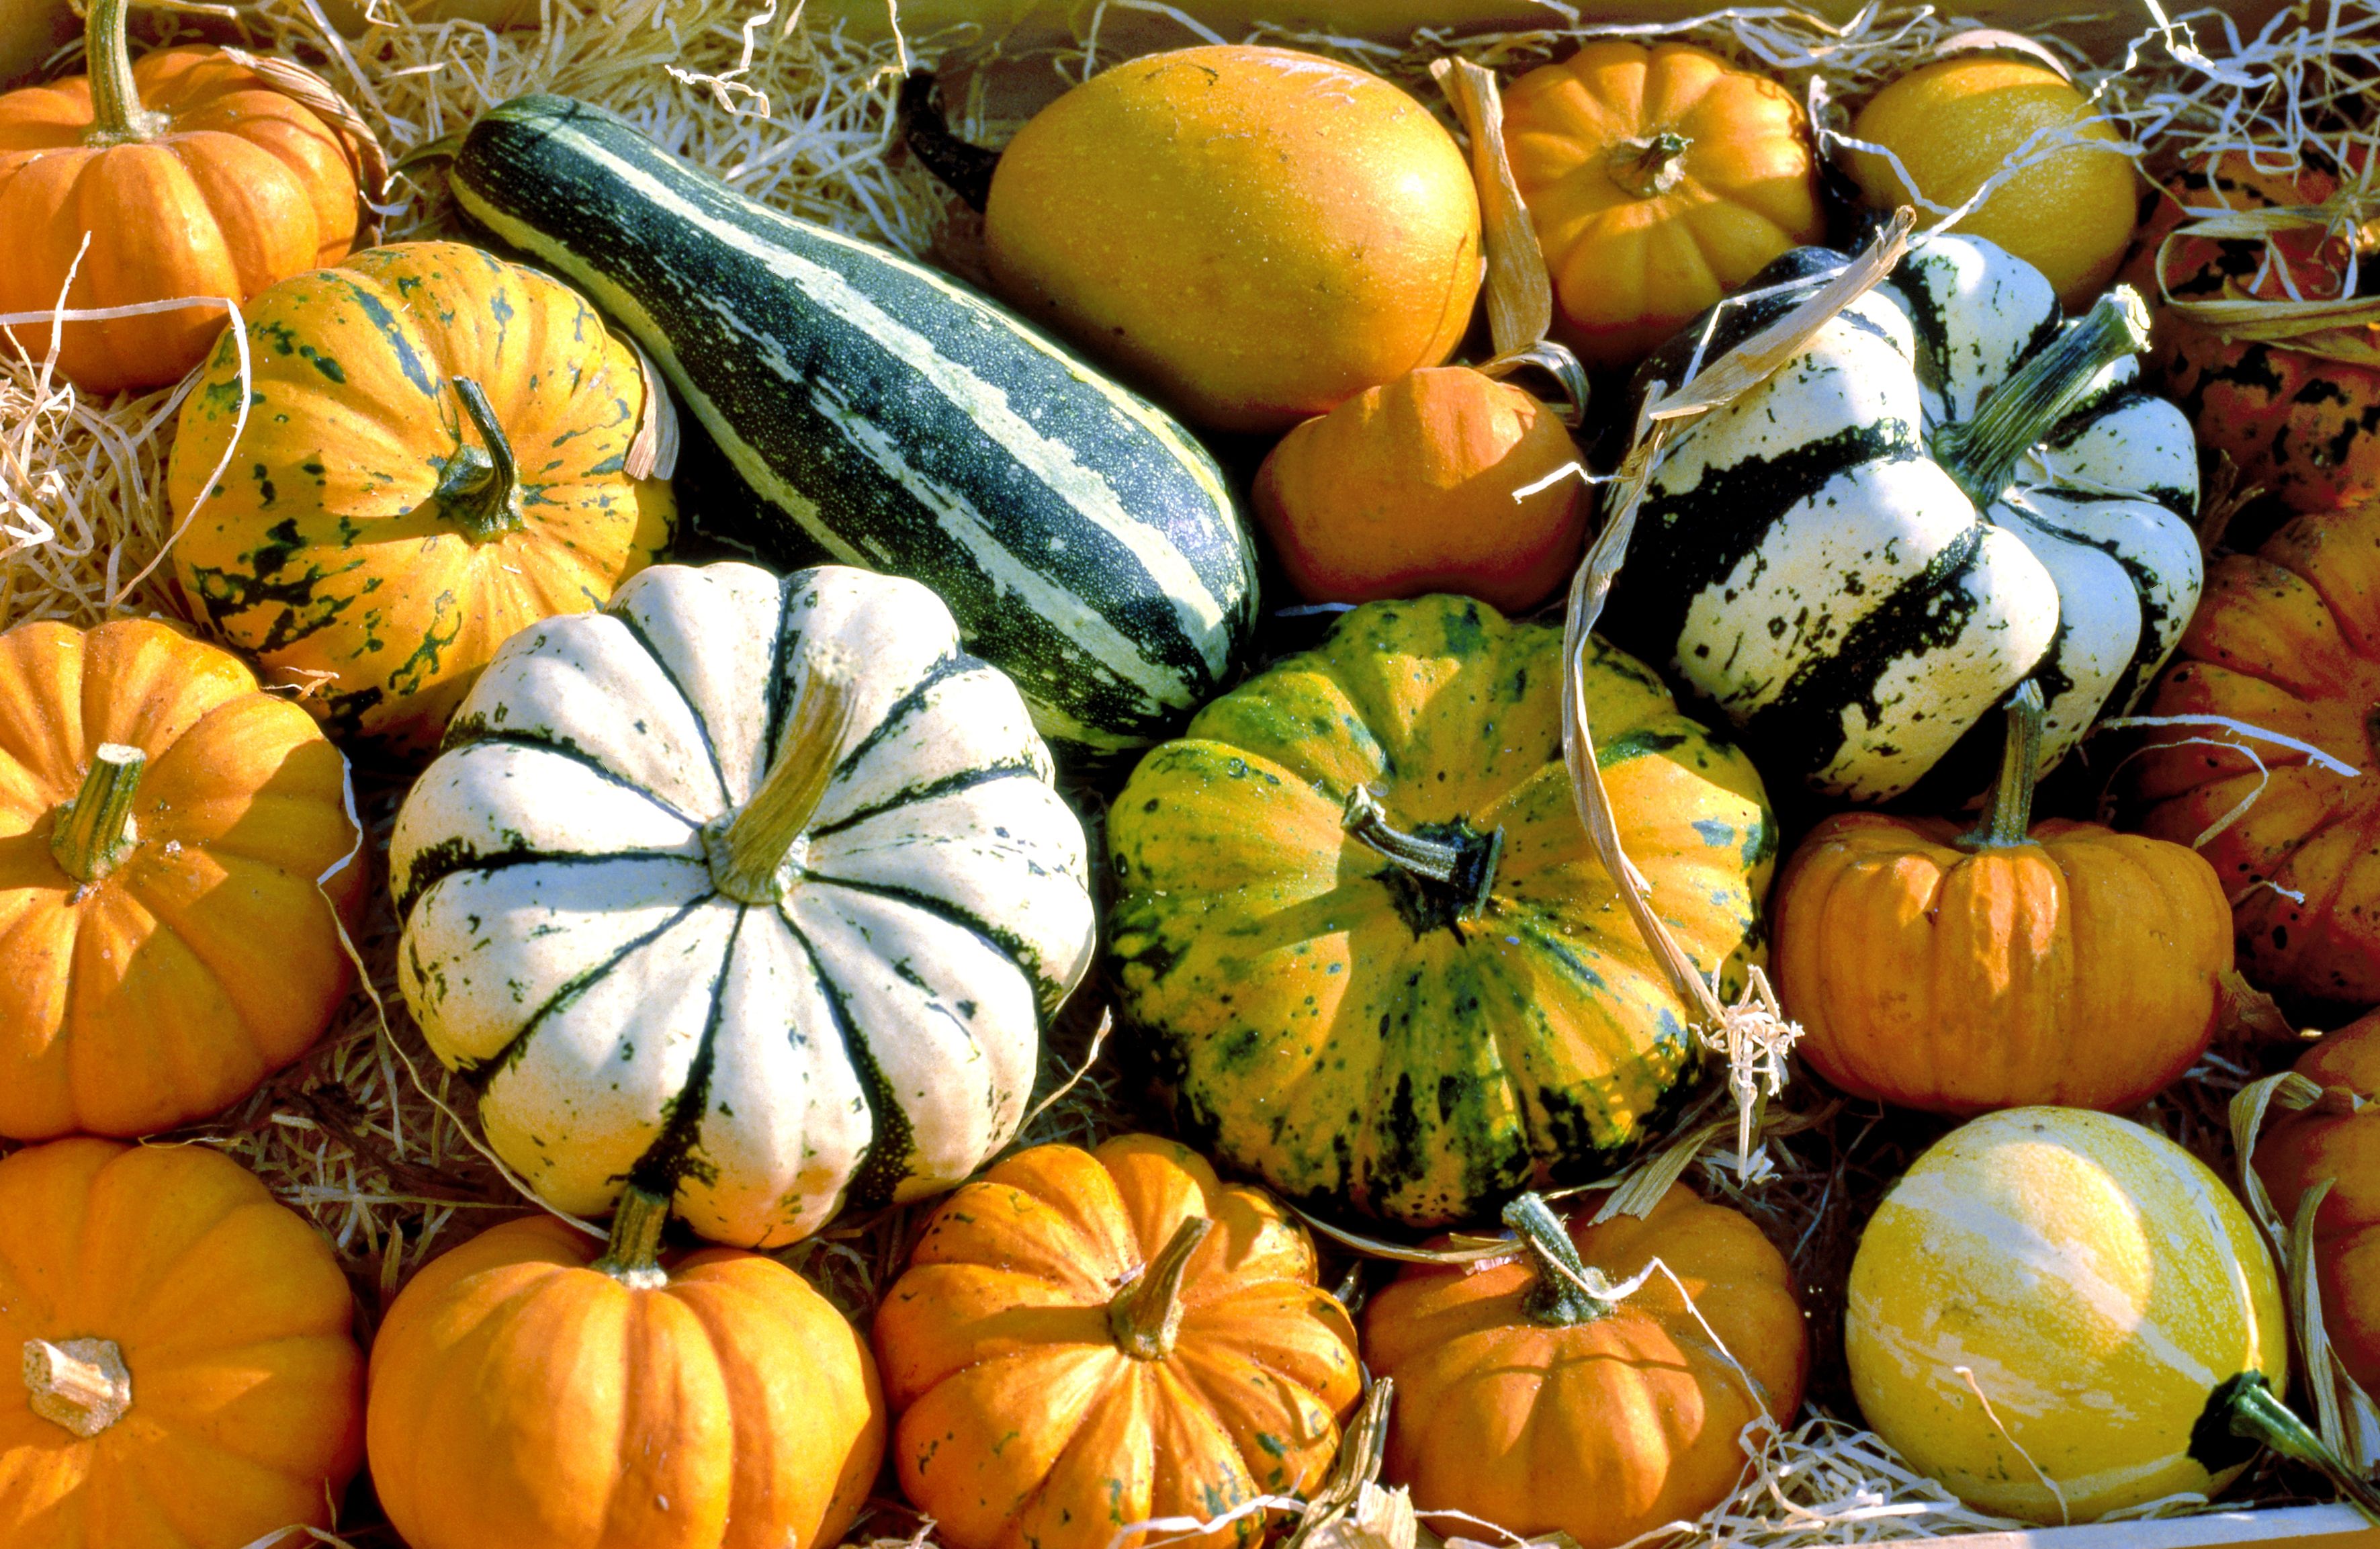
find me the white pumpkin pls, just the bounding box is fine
[390,562,1098,1246]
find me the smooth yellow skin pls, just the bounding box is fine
[1846,1108,2286,1523]
[1845,58,2139,308]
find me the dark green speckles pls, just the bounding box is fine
[297,344,345,384]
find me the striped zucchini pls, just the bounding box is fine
[449,94,1258,760]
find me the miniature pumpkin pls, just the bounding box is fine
[1774,682,2232,1114]
[0,0,376,394]
[166,240,674,753]
[872,1135,1362,1549]
[1501,41,1823,369]
[1251,359,1587,614]
[390,562,1096,1247]
[1364,1185,1806,1548]
[368,1188,885,1549]
[2136,497,2380,1004]
[1107,593,1775,1227]
[0,617,365,1139]
[984,44,1481,433]
[1846,1108,2307,1523]
[2256,1011,2380,1393]
[0,1137,365,1548]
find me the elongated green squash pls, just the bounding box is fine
[449,94,1258,759]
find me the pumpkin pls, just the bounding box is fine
[1843,56,2139,309]
[1501,41,1824,370]
[2135,497,2380,1004]
[983,44,1481,433]
[2256,1010,2380,1394]
[368,1188,885,1549]
[1846,1107,2294,1522]
[1364,1185,1806,1548]
[166,239,674,754]
[1600,234,2202,803]
[1106,593,1774,1227]
[1773,681,2233,1114]
[0,1137,365,1548]
[0,0,376,394]
[2127,149,2380,515]
[390,562,1096,1246]
[0,617,364,1139]
[871,1134,1362,1549]
[1251,360,1587,614]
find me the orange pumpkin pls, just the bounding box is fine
[0,617,365,1139]
[2137,498,2380,1004]
[0,0,375,394]
[871,1135,1362,1549]
[1502,41,1822,370]
[367,1188,885,1549]
[0,1137,366,1548]
[2256,1010,2380,1393]
[1251,359,1587,613]
[1776,684,2232,1113]
[1363,1185,1806,1548]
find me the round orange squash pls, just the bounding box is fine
[1251,361,1587,613]
[0,0,373,394]
[0,616,365,1139]
[983,44,1481,433]
[2255,1010,2380,1396]
[871,1134,1362,1549]
[367,1187,885,1549]
[0,1136,366,1548]
[1775,683,2232,1113]
[1502,41,1822,370]
[1362,1184,1807,1549]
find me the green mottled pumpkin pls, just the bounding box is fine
[1107,594,1775,1227]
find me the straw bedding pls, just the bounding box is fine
[3,0,2377,1542]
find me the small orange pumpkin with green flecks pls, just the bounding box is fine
[165,240,674,754]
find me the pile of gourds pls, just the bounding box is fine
[9,3,2380,1547]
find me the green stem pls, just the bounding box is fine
[2199,1372,2380,1523]
[705,676,856,905]
[434,378,523,542]
[1933,287,2152,509]
[51,744,144,884]
[1341,787,1503,920]
[1109,1216,1213,1362]
[23,1338,132,1440]
[81,0,167,144]
[1959,681,2045,850]
[1607,130,1691,200]
[1504,1193,1618,1327]
[591,1186,672,1291]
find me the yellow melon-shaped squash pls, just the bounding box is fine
[1846,1108,2289,1523]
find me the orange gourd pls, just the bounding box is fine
[0,1137,366,1548]
[0,0,376,394]
[0,616,365,1139]
[367,1187,886,1549]
[1775,682,2233,1113]
[1502,42,1822,369]
[2256,1010,2380,1394]
[871,1135,1362,1549]
[1362,1185,1806,1548]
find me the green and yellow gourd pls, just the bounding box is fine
[1108,595,1775,1227]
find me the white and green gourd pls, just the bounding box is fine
[390,562,1098,1246]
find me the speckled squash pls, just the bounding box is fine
[1106,594,1775,1227]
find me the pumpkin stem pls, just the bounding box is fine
[50,744,144,885]
[1607,130,1691,200]
[23,1338,132,1439]
[1932,287,2152,511]
[591,1185,673,1291]
[1505,1193,1619,1327]
[1109,1216,1214,1362]
[1960,680,2045,850]
[435,377,525,542]
[707,670,858,905]
[2198,1372,2380,1523]
[1342,786,1503,922]
[81,0,169,144]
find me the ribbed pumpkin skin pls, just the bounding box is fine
[1773,814,2232,1113]
[1846,1108,2287,1523]
[0,44,362,394]
[1364,1184,1806,1549]
[873,1136,1362,1549]
[1107,594,1775,1227]
[2136,500,2380,1004]
[368,1214,885,1549]
[0,617,364,1139]
[0,1138,365,1548]
[2257,1012,2380,1392]
[167,240,674,753]
[1504,42,1822,369]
